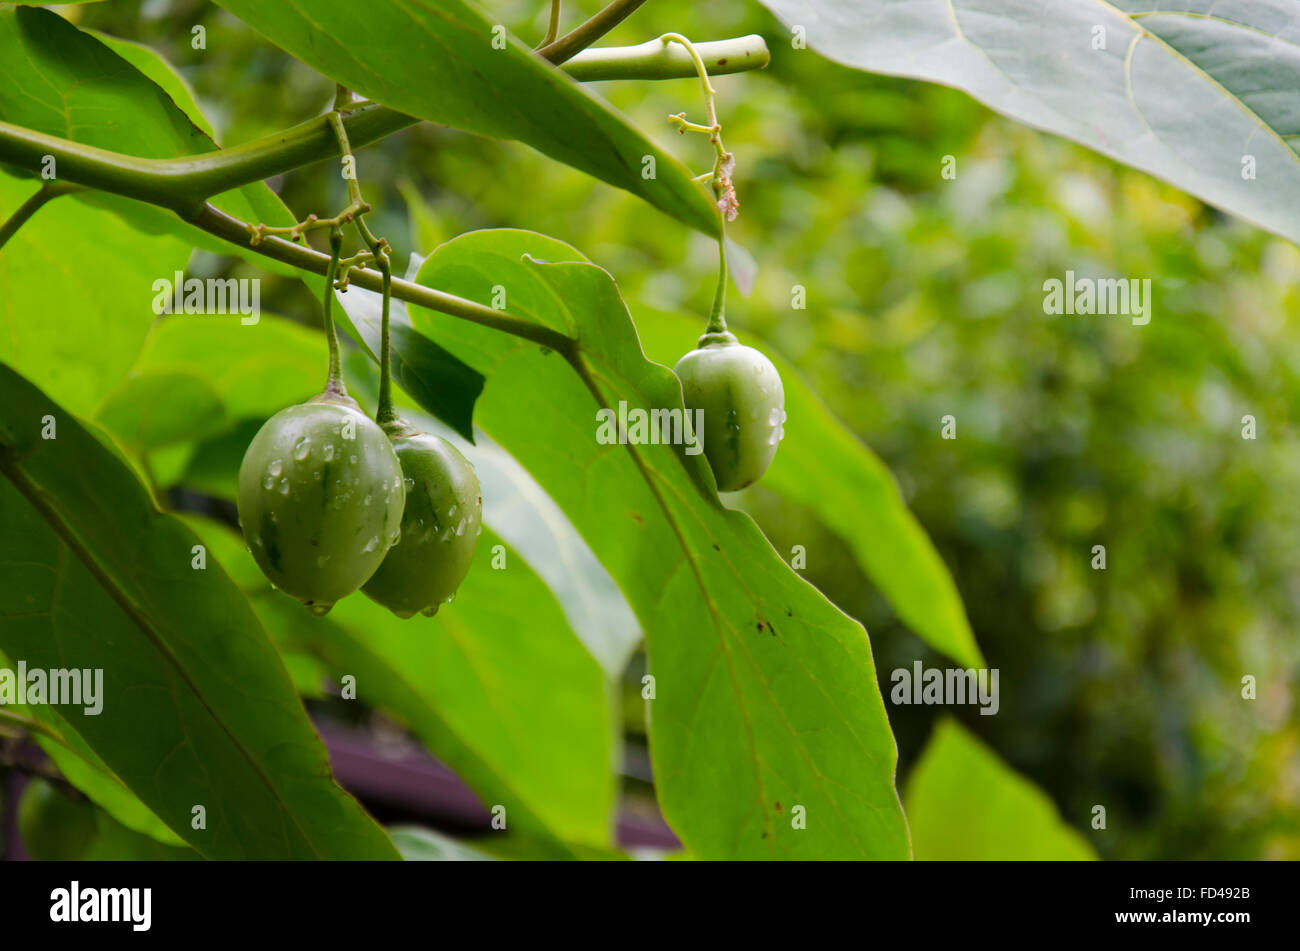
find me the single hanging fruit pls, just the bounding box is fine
[237,391,404,615]
[362,420,482,618]
[675,330,786,492]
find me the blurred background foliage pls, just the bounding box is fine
[64,0,1300,859]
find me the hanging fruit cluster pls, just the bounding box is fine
[237,100,481,618]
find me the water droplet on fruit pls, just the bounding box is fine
[455,519,466,537]
[361,535,380,553]
[268,459,283,477]
[316,554,331,567]
[448,503,458,518]
[349,454,358,465]
[306,602,334,617]
[293,437,312,461]
[278,477,290,495]
[403,477,415,492]
[262,473,275,490]
[323,444,335,461]
[421,605,440,618]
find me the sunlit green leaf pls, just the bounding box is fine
[905,719,1096,861]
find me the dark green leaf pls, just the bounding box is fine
[0,364,399,859]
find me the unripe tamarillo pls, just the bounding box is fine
[363,421,482,618]
[674,330,786,492]
[237,392,404,615]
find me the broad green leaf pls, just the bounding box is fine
[96,373,227,453]
[79,806,199,860]
[387,826,499,861]
[174,513,331,700]
[396,229,909,859]
[89,29,217,139]
[0,6,297,263]
[1,649,184,847]
[188,515,617,854]
[634,306,982,668]
[758,0,1300,245]
[97,313,328,446]
[209,0,721,235]
[19,779,197,862]
[0,173,190,417]
[0,364,399,860]
[904,719,1096,861]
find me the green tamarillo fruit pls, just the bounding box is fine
[674,330,786,492]
[363,420,482,619]
[237,391,404,615]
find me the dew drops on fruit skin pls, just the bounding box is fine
[293,436,312,461]
[306,602,334,617]
[323,444,335,461]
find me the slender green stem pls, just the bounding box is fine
[323,228,346,395]
[538,0,562,48]
[375,256,397,425]
[707,231,728,334]
[662,33,734,332]
[325,109,396,421]
[538,0,648,64]
[562,34,769,81]
[186,203,573,355]
[0,180,83,251]
[0,104,413,215]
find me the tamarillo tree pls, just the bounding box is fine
[7,0,1264,860]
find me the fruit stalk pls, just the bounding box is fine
[323,227,346,396]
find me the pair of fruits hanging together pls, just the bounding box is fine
[236,57,784,620]
[237,172,481,618]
